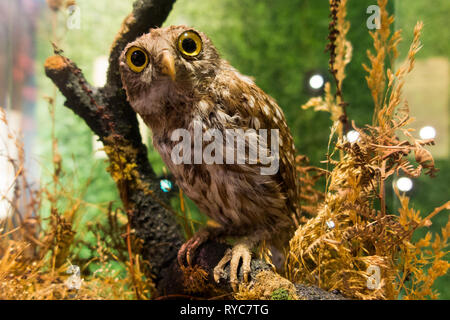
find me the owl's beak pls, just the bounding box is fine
[159,51,176,81]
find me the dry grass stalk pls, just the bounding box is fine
[324,0,352,137]
[362,0,402,124]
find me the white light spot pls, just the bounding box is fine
[326,220,335,229]
[396,177,413,192]
[419,126,436,140]
[93,56,109,87]
[137,114,149,145]
[92,135,107,159]
[160,179,173,192]
[309,74,325,90]
[346,130,360,143]
[0,111,20,221]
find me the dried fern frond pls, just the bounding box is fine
[289,1,447,300]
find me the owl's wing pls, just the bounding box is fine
[203,67,301,226]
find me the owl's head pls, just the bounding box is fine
[119,25,221,115]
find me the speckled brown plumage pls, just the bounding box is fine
[119,25,300,289]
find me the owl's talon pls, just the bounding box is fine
[229,242,252,291]
[177,229,209,267]
[177,241,189,267]
[213,241,252,291]
[213,248,232,283]
[186,236,204,265]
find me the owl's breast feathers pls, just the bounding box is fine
[151,65,300,239]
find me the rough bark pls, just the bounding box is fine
[44,0,345,300]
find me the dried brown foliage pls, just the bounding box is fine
[289,0,448,300]
[0,99,154,299]
[295,155,326,222]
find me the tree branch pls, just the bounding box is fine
[157,240,346,300]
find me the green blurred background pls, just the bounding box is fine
[30,0,448,298]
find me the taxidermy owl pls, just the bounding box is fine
[119,26,300,289]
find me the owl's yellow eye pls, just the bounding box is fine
[177,30,202,57]
[126,46,149,73]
